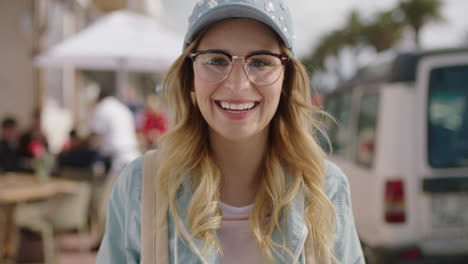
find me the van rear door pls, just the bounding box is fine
[416,53,468,255]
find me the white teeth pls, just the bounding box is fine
[244,102,255,109]
[219,102,255,111]
[221,102,230,109]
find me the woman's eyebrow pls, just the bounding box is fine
[248,49,276,54]
[196,49,278,55]
[197,49,229,53]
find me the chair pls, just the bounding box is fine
[47,182,92,254]
[14,182,92,263]
[58,163,108,249]
[14,201,55,264]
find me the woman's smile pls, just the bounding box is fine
[214,99,260,120]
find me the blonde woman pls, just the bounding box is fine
[97,0,364,263]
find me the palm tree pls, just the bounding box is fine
[302,10,364,76]
[363,10,405,52]
[302,30,350,79]
[398,0,444,47]
[303,8,406,89]
[342,10,365,46]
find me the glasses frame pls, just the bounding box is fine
[188,49,290,86]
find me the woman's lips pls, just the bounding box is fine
[214,100,260,120]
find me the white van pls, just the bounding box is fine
[324,48,468,264]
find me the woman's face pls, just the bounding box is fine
[193,18,284,142]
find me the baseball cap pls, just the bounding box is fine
[184,0,295,53]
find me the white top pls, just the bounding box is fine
[90,96,140,167]
[217,202,262,264]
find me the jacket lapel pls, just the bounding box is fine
[172,179,220,264]
[271,189,309,263]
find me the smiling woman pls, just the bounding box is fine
[96,1,365,264]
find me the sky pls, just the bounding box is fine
[160,0,468,58]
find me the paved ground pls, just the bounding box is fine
[57,251,97,264]
[13,231,99,264]
[55,233,98,264]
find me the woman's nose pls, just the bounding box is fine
[222,60,251,91]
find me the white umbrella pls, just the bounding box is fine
[34,10,183,72]
[34,10,184,99]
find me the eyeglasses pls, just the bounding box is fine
[188,50,290,86]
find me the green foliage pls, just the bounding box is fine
[303,0,444,79]
[363,10,404,52]
[398,0,444,46]
[301,10,365,74]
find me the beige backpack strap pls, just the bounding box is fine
[304,227,317,264]
[305,228,332,264]
[141,150,169,264]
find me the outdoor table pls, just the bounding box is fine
[0,172,81,261]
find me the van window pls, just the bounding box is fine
[355,92,379,167]
[325,92,353,156]
[428,65,468,168]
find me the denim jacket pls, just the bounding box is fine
[96,157,364,264]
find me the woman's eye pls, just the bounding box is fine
[204,57,229,66]
[247,59,272,68]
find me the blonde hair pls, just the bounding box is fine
[155,35,337,263]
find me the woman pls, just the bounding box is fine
[97,0,364,263]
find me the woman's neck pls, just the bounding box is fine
[209,128,269,207]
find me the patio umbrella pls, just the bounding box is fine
[34,10,183,72]
[33,10,183,98]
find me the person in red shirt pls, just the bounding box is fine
[141,94,168,148]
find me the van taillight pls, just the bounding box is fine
[385,179,406,223]
[400,247,422,259]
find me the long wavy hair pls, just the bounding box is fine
[155,31,337,263]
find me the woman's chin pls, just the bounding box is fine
[210,125,268,144]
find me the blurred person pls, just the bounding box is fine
[58,129,110,175]
[41,98,73,154]
[88,87,141,245]
[97,0,364,263]
[140,93,168,148]
[60,129,81,152]
[0,116,22,172]
[18,108,49,162]
[89,86,140,176]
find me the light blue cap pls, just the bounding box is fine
[184,0,295,53]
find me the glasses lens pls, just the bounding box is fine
[245,54,283,86]
[193,53,231,84]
